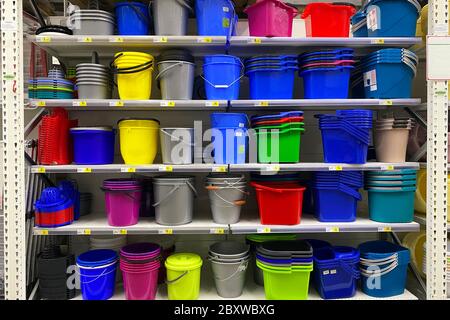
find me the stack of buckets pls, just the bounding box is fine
[29,68,74,99]
[359,240,410,297]
[374,117,415,162]
[252,111,304,163]
[311,171,363,222]
[34,187,74,228]
[313,246,360,299]
[111,52,154,100]
[76,62,112,99]
[120,243,161,300]
[209,241,250,298]
[114,2,150,36]
[102,179,142,227]
[210,113,248,164]
[351,11,367,37]
[244,55,299,99]
[205,174,247,224]
[365,169,417,223]
[298,49,355,99]
[203,55,242,100]
[165,253,203,300]
[76,249,119,300]
[160,127,194,165]
[256,240,313,300]
[359,48,418,99]
[90,235,127,283]
[317,109,373,164]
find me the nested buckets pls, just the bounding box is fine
[375,117,415,162]
[165,253,203,300]
[160,128,194,164]
[153,0,193,35]
[208,241,250,298]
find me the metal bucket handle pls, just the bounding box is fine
[161,128,195,147]
[200,59,245,89]
[76,261,117,284]
[360,253,398,266]
[152,180,198,207]
[126,1,152,26]
[165,270,189,284]
[206,186,247,207]
[211,259,249,282]
[155,61,189,81]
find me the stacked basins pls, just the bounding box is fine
[251,111,305,163]
[29,68,74,99]
[298,48,355,99]
[256,240,313,300]
[359,48,418,98]
[34,187,74,228]
[374,117,415,162]
[313,246,360,299]
[76,62,112,99]
[208,241,250,298]
[205,174,247,224]
[120,243,162,300]
[317,109,373,164]
[68,9,115,35]
[311,171,363,222]
[365,169,417,223]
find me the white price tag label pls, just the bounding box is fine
[263,165,280,172]
[248,38,262,44]
[379,100,393,106]
[205,101,220,107]
[197,37,213,43]
[380,165,395,171]
[160,101,175,107]
[77,229,91,235]
[378,226,392,232]
[212,166,228,173]
[328,166,343,171]
[153,36,168,43]
[77,168,92,173]
[73,101,87,107]
[35,229,49,236]
[109,101,124,107]
[109,37,124,43]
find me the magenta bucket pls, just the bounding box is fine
[103,179,142,227]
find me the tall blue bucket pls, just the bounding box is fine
[203,55,242,100]
[196,0,237,36]
[115,2,150,36]
[211,128,247,164]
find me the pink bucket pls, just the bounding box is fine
[121,263,160,300]
[244,0,298,37]
[104,186,142,227]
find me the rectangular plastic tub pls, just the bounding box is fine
[255,125,304,163]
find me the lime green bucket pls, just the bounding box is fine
[255,122,305,163]
[165,253,203,300]
[256,260,313,300]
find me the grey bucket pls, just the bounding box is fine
[153,0,192,35]
[206,179,247,225]
[153,176,197,225]
[160,128,194,164]
[157,61,195,100]
[77,82,111,99]
[209,241,250,259]
[210,257,249,298]
[68,12,115,35]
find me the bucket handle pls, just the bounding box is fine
[175,0,194,14]
[211,259,249,282]
[201,59,245,89]
[360,260,399,277]
[209,189,247,207]
[76,263,117,285]
[155,61,187,81]
[160,128,195,147]
[126,1,152,26]
[110,54,154,74]
[152,181,197,207]
[165,270,188,284]
[360,253,398,265]
[119,252,161,264]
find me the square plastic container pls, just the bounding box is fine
[313,188,359,222]
[255,126,304,163]
[320,128,369,164]
[302,3,356,37]
[301,66,353,99]
[247,67,297,99]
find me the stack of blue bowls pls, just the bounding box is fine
[311,171,363,222]
[359,48,418,99]
[316,109,373,164]
[29,68,74,99]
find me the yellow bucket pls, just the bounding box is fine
[118,119,160,165]
[165,253,203,300]
[402,231,426,278]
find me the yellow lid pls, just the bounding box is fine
[165,253,203,271]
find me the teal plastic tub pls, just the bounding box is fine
[367,186,415,223]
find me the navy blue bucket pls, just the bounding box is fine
[115,2,150,36]
[70,127,115,165]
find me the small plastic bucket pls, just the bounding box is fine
[70,127,115,165]
[302,3,356,37]
[102,182,142,227]
[367,186,415,223]
[300,66,353,99]
[118,119,160,165]
[319,127,369,164]
[115,2,150,35]
[375,128,411,162]
[196,0,237,36]
[160,128,194,164]
[203,55,242,100]
[312,186,361,222]
[153,0,191,35]
[165,253,203,300]
[211,257,249,298]
[246,66,298,100]
[157,57,195,100]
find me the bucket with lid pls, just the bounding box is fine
[153,176,197,225]
[160,128,194,164]
[165,253,203,300]
[203,55,242,100]
[152,0,192,35]
[70,127,115,165]
[115,2,150,35]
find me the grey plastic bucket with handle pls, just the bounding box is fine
[210,257,249,298]
[153,176,197,225]
[156,61,195,100]
[160,128,194,164]
[152,0,192,35]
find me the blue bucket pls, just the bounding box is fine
[320,127,369,164]
[203,55,242,100]
[211,113,248,128]
[312,185,361,222]
[367,186,415,223]
[351,11,368,37]
[58,181,80,221]
[115,2,150,35]
[196,0,237,37]
[366,0,420,37]
[211,127,247,164]
[70,127,115,165]
[359,241,410,297]
[301,66,353,99]
[246,66,298,99]
[77,249,118,300]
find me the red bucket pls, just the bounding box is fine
[250,182,306,225]
[302,3,355,37]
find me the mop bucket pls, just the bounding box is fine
[77,249,118,300]
[102,183,142,227]
[152,0,192,35]
[211,128,248,164]
[246,66,298,99]
[153,176,197,225]
[165,253,203,300]
[115,2,150,35]
[160,128,194,164]
[118,119,160,165]
[302,3,356,37]
[300,66,354,99]
[203,55,242,100]
[211,112,249,129]
[312,185,362,222]
[196,0,237,36]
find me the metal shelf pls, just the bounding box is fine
[230,216,420,234]
[414,214,450,231]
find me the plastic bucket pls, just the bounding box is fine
[300,66,353,99]
[375,128,410,162]
[160,128,194,164]
[103,185,142,227]
[320,127,369,164]
[211,128,247,164]
[206,179,247,224]
[70,127,115,165]
[209,241,250,259]
[157,60,195,100]
[402,231,426,277]
[203,55,242,100]
[255,125,304,163]
[115,2,150,35]
[367,187,415,223]
[120,262,160,300]
[246,66,298,99]
[302,3,356,37]
[244,0,298,37]
[118,119,160,165]
[153,176,197,225]
[211,258,249,298]
[153,0,191,35]
[196,0,237,36]
[165,253,203,300]
[211,113,248,129]
[312,187,361,222]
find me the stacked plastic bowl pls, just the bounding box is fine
[298,48,355,99]
[244,55,299,99]
[251,111,305,163]
[208,241,250,298]
[359,48,418,98]
[311,171,363,222]
[119,243,162,300]
[76,63,112,99]
[365,169,417,223]
[68,9,115,35]
[29,69,74,100]
[375,117,415,162]
[316,109,373,164]
[256,240,313,300]
[34,187,74,228]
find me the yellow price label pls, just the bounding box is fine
[160,229,173,235]
[210,228,225,234]
[257,227,271,233]
[161,101,175,107]
[372,38,385,44]
[77,229,91,235]
[198,37,213,43]
[159,165,173,172]
[77,168,92,173]
[82,37,93,43]
[329,165,343,171]
[73,101,87,107]
[264,165,280,172]
[206,101,220,107]
[35,229,49,236]
[382,165,395,171]
[379,226,392,232]
[37,167,46,173]
[327,227,340,233]
[121,167,136,173]
[380,100,393,106]
[38,36,52,43]
[113,229,128,235]
[250,38,262,44]
[111,37,124,43]
[37,101,46,107]
[258,101,269,107]
[213,166,228,173]
[154,36,168,43]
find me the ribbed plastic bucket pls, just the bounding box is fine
[160,128,194,164]
[70,127,115,165]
